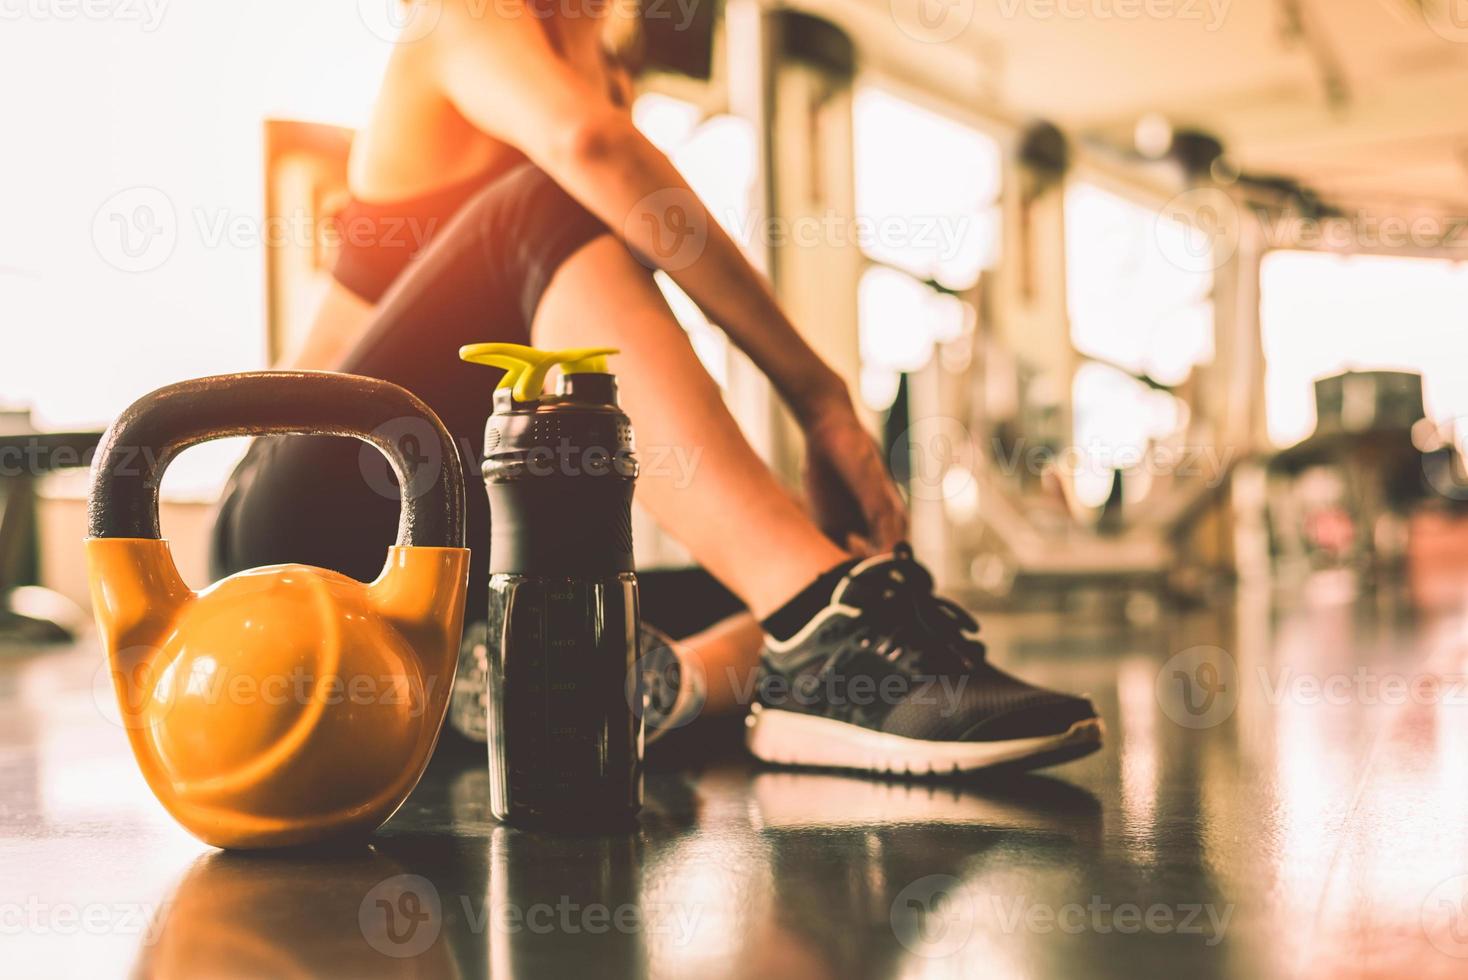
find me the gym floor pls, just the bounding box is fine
[4,578,1467,979]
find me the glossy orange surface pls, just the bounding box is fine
[85,538,469,849]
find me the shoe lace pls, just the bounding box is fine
[857,546,986,674]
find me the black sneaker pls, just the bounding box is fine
[449,619,704,744]
[746,545,1102,775]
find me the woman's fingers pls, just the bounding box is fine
[842,442,909,553]
[803,405,910,556]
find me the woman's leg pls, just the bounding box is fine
[677,612,766,715]
[531,236,848,618]
[213,164,844,674]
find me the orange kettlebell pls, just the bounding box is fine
[85,372,470,849]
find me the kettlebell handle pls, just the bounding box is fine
[87,371,465,548]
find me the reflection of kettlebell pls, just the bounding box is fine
[138,850,458,978]
[85,372,470,849]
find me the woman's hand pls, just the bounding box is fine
[800,391,909,557]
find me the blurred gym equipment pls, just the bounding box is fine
[0,408,96,644]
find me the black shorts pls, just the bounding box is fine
[210,165,612,622]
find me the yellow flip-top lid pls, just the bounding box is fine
[459,343,618,402]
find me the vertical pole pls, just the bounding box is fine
[723,4,861,486]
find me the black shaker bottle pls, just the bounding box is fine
[460,343,642,827]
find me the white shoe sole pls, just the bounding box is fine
[744,705,1103,775]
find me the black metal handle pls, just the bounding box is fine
[87,371,465,548]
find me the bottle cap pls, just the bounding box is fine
[459,343,618,403]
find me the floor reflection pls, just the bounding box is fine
[7,574,1468,978]
[138,848,460,979]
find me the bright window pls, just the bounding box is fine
[1065,182,1215,385]
[852,86,1001,410]
[1259,251,1468,446]
[1063,181,1215,506]
[633,95,759,389]
[0,8,391,495]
